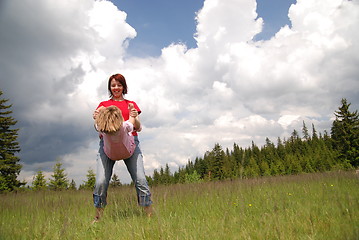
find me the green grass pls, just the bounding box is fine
[0,171,358,239]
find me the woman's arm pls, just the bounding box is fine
[129,104,142,132]
[133,116,142,132]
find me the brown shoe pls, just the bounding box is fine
[144,205,153,217]
[91,216,100,224]
[92,207,104,223]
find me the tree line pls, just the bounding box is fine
[31,162,122,191]
[146,98,359,185]
[1,87,358,191]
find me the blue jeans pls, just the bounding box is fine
[93,136,152,208]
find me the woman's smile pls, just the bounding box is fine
[110,79,124,98]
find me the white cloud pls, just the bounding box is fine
[195,0,263,46]
[2,0,359,185]
[278,115,300,130]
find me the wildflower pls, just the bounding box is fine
[330,184,334,187]
[248,204,252,207]
[288,193,292,196]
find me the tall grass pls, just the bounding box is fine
[0,171,358,239]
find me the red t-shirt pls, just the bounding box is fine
[96,99,141,136]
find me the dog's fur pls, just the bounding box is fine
[95,106,124,134]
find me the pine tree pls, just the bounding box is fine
[208,143,225,180]
[194,157,207,179]
[251,141,261,160]
[262,138,276,171]
[269,162,279,176]
[222,148,236,179]
[159,167,165,184]
[301,156,315,173]
[82,168,96,190]
[163,164,172,185]
[177,167,186,183]
[145,175,154,186]
[32,170,47,190]
[110,173,122,188]
[302,121,310,141]
[276,137,286,160]
[259,161,271,176]
[331,98,359,167]
[184,170,202,183]
[0,90,23,192]
[245,156,260,177]
[153,169,161,185]
[69,179,77,190]
[48,161,69,190]
[312,123,318,140]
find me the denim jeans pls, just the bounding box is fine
[93,136,152,208]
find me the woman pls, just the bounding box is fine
[92,73,153,222]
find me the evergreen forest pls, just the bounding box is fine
[146,98,359,186]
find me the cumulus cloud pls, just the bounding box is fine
[0,0,136,184]
[0,0,358,185]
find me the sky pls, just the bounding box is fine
[0,0,358,186]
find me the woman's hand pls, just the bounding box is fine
[93,106,105,119]
[129,103,138,118]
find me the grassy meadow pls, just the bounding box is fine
[0,171,358,240]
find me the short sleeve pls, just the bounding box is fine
[124,121,134,133]
[96,101,106,110]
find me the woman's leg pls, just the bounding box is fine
[93,139,115,220]
[124,136,153,214]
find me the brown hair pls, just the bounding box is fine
[95,106,124,134]
[108,73,128,98]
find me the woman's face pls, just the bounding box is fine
[110,79,123,98]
